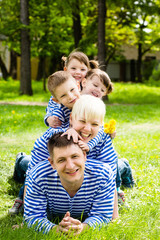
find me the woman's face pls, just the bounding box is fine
[70,114,101,143]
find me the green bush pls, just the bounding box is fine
[148,63,160,86]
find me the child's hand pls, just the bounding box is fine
[62,128,83,143]
[78,140,89,152]
[110,131,116,139]
[47,116,62,128]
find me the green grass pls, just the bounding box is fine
[0,80,160,239]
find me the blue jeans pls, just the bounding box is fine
[14,155,31,200]
[118,158,134,188]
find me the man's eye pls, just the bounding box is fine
[72,155,78,159]
[93,84,98,87]
[58,159,65,163]
[60,94,66,98]
[70,88,74,92]
[71,67,76,70]
[81,69,86,71]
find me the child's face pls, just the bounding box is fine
[81,75,107,99]
[70,115,101,143]
[55,78,80,109]
[66,58,88,82]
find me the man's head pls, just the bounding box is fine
[70,95,106,143]
[47,71,80,109]
[47,133,86,190]
[81,69,113,99]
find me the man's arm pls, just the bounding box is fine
[83,165,115,228]
[24,167,55,233]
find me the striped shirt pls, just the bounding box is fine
[24,159,115,233]
[44,96,71,128]
[25,128,117,185]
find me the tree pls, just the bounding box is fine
[98,0,106,71]
[20,0,32,95]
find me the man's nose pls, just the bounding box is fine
[66,158,74,169]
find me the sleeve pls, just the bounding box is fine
[25,128,67,185]
[83,166,115,228]
[24,174,55,233]
[87,127,104,151]
[44,96,61,126]
[95,134,118,179]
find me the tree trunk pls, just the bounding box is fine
[98,0,106,71]
[137,43,142,82]
[72,0,82,48]
[0,56,9,80]
[20,0,32,95]
[98,0,108,100]
[9,50,17,79]
[36,56,45,81]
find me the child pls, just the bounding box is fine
[45,51,99,127]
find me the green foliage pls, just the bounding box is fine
[0,82,160,239]
[148,63,160,86]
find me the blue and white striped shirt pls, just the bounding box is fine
[44,96,71,128]
[24,159,115,233]
[26,127,117,185]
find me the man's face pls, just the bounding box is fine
[70,115,101,143]
[82,75,107,99]
[49,144,86,189]
[66,58,88,82]
[55,78,80,109]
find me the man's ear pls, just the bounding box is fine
[48,156,56,169]
[83,150,87,162]
[52,97,60,104]
[81,78,86,88]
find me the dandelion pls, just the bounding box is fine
[134,146,137,149]
[14,121,17,124]
[12,110,15,114]
[104,119,116,134]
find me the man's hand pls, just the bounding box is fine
[56,212,89,235]
[47,116,62,128]
[78,140,89,152]
[61,128,83,143]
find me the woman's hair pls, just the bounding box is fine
[71,94,106,125]
[62,50,99,70]
[47,71,75,97]
[86,69,113,94]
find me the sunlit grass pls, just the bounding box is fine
[0,81,160,239]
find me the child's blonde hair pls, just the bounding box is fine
[62,51,99,70]
[86,69,113,94]
[72,94,106,125]
[47,71,76,97]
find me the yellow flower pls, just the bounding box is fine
[104,119,116,134]
[12,110,15,114]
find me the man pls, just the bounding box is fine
[24,133,115,235]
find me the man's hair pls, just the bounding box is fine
[72,94,106,124]
[86,69,113,94]
[47,132,76,159]
[47,71,76,97]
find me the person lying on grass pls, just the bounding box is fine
[24,132,115,234]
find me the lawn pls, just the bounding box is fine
[0,79,160,239]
